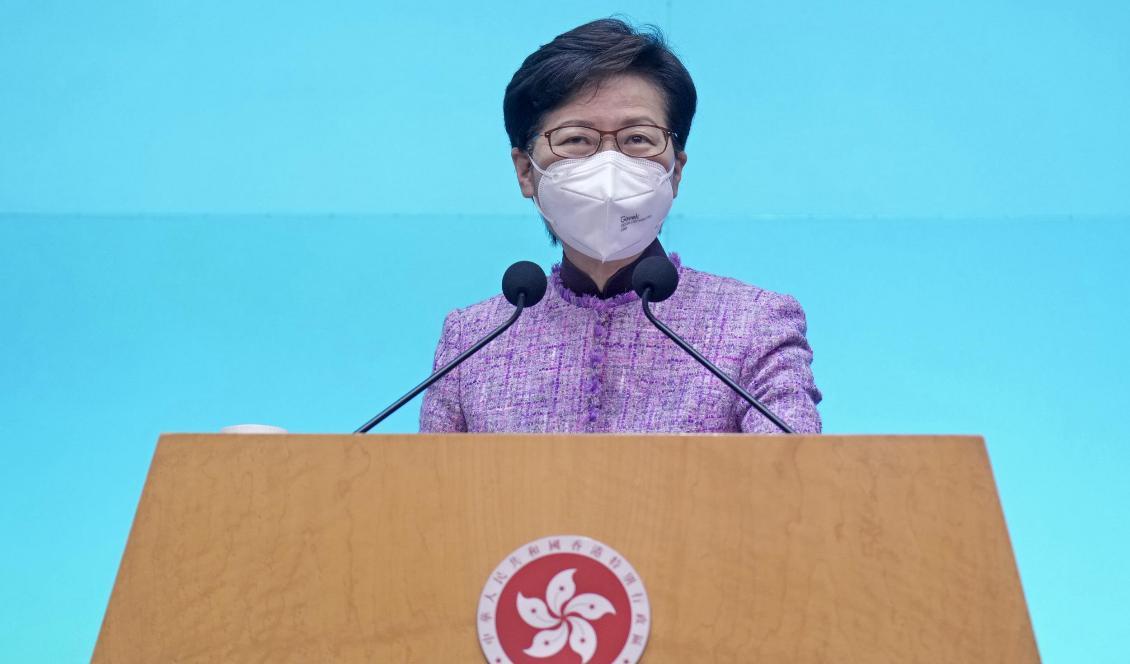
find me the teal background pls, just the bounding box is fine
[1,2,1128,662]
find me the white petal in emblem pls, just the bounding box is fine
[523,622,569,658]
[545,569,577,616]
[517,593,560,629]
[564,593,616,621]
[566,615,598,663]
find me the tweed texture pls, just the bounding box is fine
[419,256,822,433]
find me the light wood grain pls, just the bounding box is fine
[93,434,1039,663]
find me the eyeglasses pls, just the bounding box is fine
[541,124,677,159]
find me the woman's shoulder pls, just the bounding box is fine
[675,263,803,313]
[670,263,811,342]
[438,292,511,331]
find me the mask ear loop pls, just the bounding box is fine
[658,155,677,184]
[526,151,551,178]
[525,151,556,226]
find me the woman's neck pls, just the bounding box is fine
[561,244,643,293]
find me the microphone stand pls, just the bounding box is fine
[355,292,526,433]
[641,288,795,434]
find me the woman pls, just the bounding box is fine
[420,19,822,433]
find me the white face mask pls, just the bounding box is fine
[530,150,676,263]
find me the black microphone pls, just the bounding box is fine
[355,261,547,433]
[631,256,795,433]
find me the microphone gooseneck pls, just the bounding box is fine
[631,256,795,434]
[355,261,548,433]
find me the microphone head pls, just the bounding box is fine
[632,256,679,302]
[502,261,548,307]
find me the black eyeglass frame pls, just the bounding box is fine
[539,123,679,159]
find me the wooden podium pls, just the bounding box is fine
[93,434,1039,662]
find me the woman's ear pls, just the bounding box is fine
[512,148,537,198]
[671,151,688,198]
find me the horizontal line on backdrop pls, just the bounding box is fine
[1,212,1127,223]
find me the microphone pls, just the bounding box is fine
[631,256,795,434]
[355,261,547,433]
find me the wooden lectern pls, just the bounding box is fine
[93,434,1039,662]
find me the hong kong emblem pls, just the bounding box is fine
[476,535,651,664]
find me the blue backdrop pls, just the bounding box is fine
[2,2,1128,662]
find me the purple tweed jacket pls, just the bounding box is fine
[419,255,822,433]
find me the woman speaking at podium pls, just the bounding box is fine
[420,18,822,434]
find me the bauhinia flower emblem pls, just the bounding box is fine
[518,568,616,663]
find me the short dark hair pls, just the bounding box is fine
[503,18,697,153]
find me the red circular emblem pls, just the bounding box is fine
[477,536,650,664]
